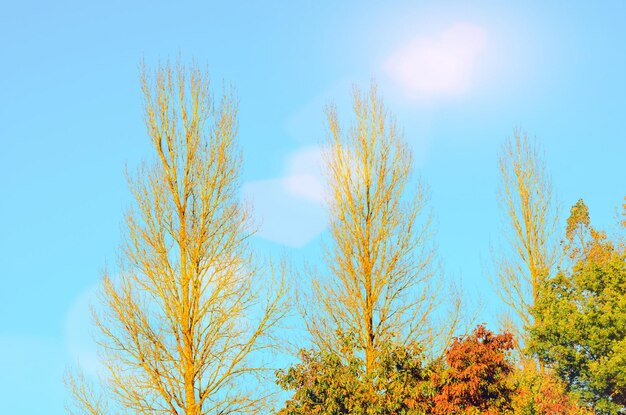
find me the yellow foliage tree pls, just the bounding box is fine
[66,62,287,415]
[302,85,457,375]
[492,130,559,349]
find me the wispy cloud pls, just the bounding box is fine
[282,146,325,203]
[243,146,327,248]
[384,23,487,99]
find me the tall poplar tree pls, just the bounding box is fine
[66,62,287,415]
[302,85,455,375]
[492,131,559,347]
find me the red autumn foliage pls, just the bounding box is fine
[432,325,516,415]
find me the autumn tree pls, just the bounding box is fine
[275,334,430,415]
[431,325,516,415]
[276,325,518,415]
[530,199,626,415]
[302,85,456,376]
[564,199,592,260]
[492,131,560,347]
[512,364,592,415]
[66,62,287,415]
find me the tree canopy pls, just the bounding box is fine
[530,200,626,415]
[276,325,518,415]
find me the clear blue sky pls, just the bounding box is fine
[1,1,625,413]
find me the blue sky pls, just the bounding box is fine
[1,1,625,413]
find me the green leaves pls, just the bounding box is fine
[276,335,429,415]
[276,326,517,415]
[530,200,626,415]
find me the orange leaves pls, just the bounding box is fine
[431,325,515,415]
[512,366,592,415]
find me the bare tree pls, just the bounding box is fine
[302,85,457,375]
[492,130,559,348]
[67,62,287,415]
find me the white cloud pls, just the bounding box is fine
[244,178,327,247]
[384,23,487,99]
[282,146,325,203]
[243,146,327,247]
[282,174,325,204]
